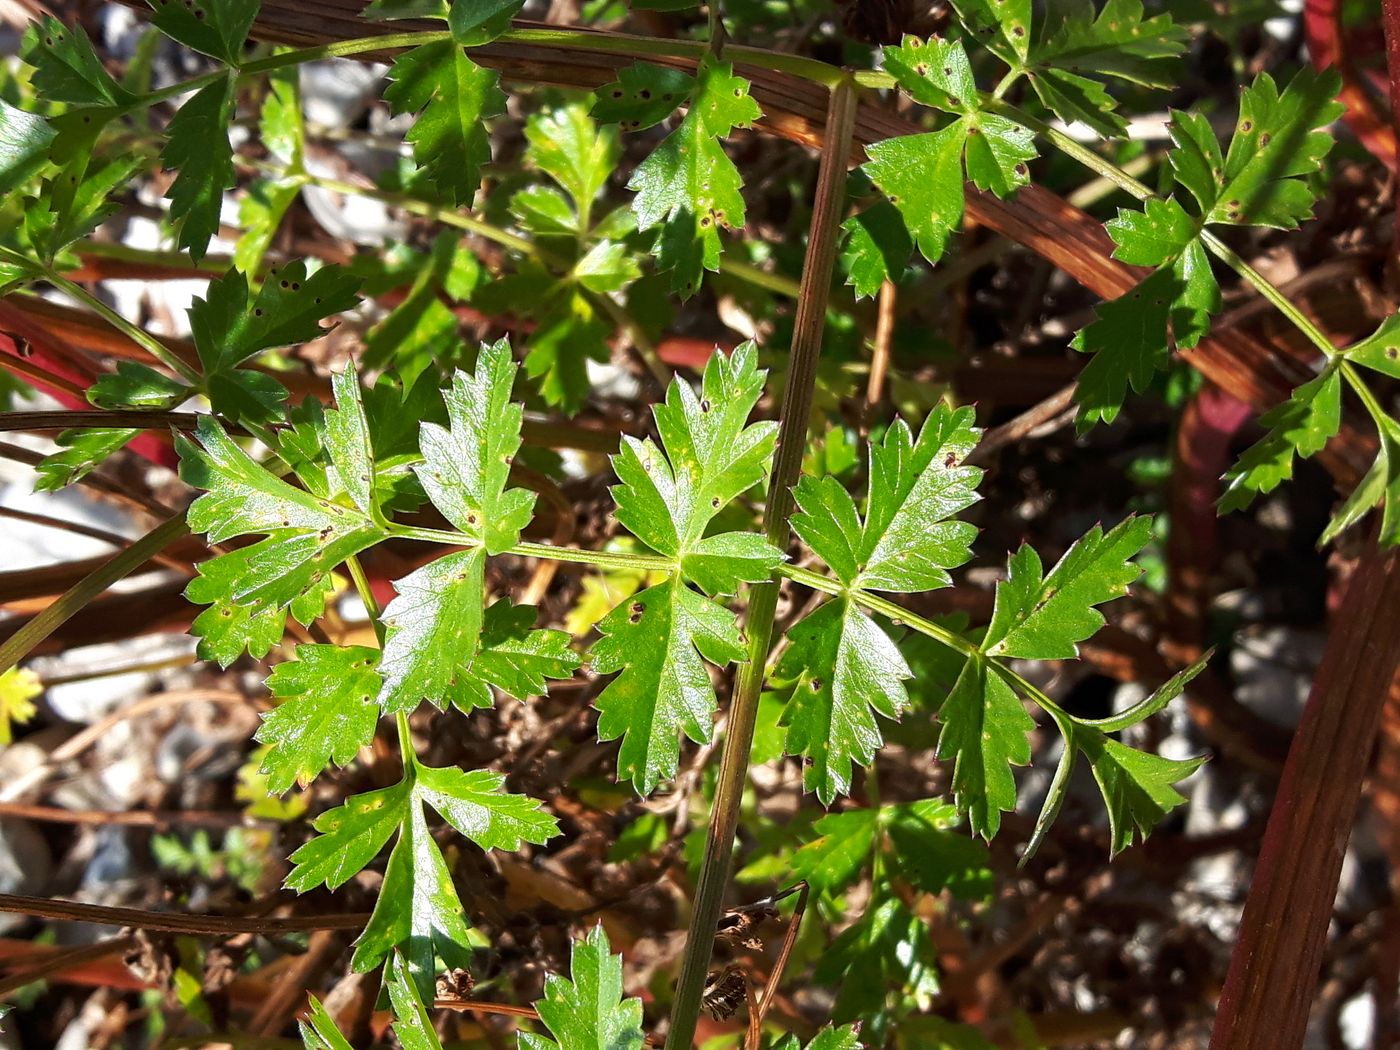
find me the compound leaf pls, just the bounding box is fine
[1077,728,1203,855]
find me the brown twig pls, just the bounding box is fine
[0,800,264,829]
[0,934,140,998]
[0,894,369,936]
[746,881,809,1048]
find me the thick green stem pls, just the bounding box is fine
[663,76,859,1050]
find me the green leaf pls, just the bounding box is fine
[882,36,979,115]
[21,17,135,107]
[0,99,53,199]
[178,416,381,664]
[147,0,258,64]
[1077,728,1202,855]
[790,807,878,894]
[257,644,382,794]
[161,74,236,262]
[448,0,524,44]
[377,549,487,713]
[385,42,507,206]
[34,428,139,492]
[1166,109,1224,217]
[286,778,412,891]
[235,178,302,275]
[949,0,1031,63]
[1219,367,1342,513]
[526,103,618,220]
[592,576,745,794]
[1106,197,1197,267]
[414,763,560,850]
[298,995,354,1050]
[1070,266,1177,428]
[190,262,363,374]
[935,658,1034,839]
[864,125,966,266]
[88,361,188,410]
[592,62,694,132]
[1344,312,1400,380]
[777,598,911,804]
[610,342,780,589]
[879,39,1039,197]
[1206,67,1344,229]
[574,240,641,293]
[1033,0,1187,89]
[792,406,982,593]
[351,792,475,994]
[841,201,911,299]
[517,925,645,1050]
[629,57,759,296]
[415,340,535,553]
[386,951,445,1050]
[885,799,994,899]
[472,599,582,702]
[984,516,1152,659]
[519,285,612,413]
[325,363,377,516]
[814,897,940,1029]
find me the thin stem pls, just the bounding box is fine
[1199,230,1337,358]
[991,98,1347,364]
[42,271,201,385]
[665,76,859,1050]
[0,514,189,673]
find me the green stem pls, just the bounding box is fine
[664,76,859,1050]
[0,514,189,673]
[41,271,202,385]
[990,98,1347,364]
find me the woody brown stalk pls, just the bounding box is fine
[664,77,858,1049]
[1210,545,1400,1048]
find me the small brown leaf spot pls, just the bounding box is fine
[291,282,301,291]
[700,214,712,228]
[1387,346,1399,360]
[810,677,823,691]
[943,66,953,76]
[1258,133,1271,147]
[254,308,264,317]
[611,89,623,98]
[944,453,958,467]
[628,611,642,624]
[1014,162,1028,175]
[630,601,645,614]
[466,513,478,525]
[639,89,651,99]
[711,497,721,507]
[1012,25,1025,36]
[915,64,929,76]
[947,95,961,106]
[700,398,711,412]
[280,280,290,289]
